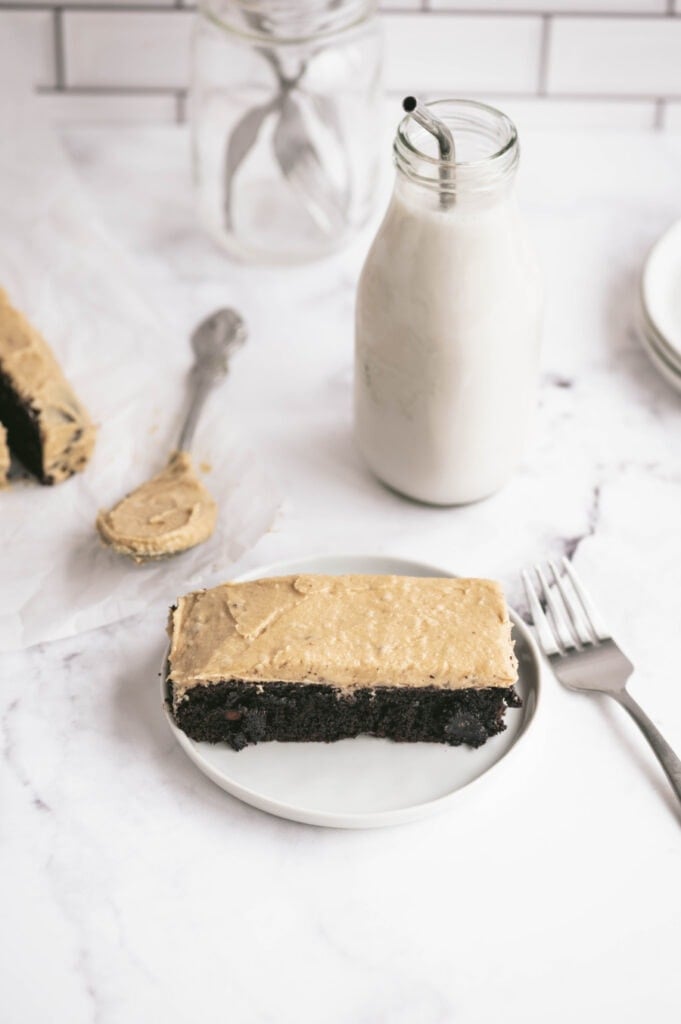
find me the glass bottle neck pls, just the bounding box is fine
[394,99,519,208]
[199,0,376,42]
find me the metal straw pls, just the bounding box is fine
[402,96,456,208]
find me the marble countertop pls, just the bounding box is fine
[2,124,681,1023]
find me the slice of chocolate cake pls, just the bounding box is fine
[167,574,521,751]
[0,288,96,484]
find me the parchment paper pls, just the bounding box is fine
[0,97,280,651]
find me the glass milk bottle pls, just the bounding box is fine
[355,99,542,505]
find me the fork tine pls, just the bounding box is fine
[535,563,575,653]
[522,569,564,656]
[548,559,586,649]
[561,558,606,643]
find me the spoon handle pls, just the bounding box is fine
[176,368,218,453]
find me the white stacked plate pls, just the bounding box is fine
[638,217,681,396]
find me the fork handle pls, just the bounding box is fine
[613,688,681,807]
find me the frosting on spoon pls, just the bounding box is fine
[96,450,217,562]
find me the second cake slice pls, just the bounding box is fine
[0,288,96,484]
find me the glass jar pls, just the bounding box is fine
[190,0,383,263]
[355,99,542,505]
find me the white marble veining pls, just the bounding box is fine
[2,125,681,1023]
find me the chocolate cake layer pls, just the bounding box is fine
[0,366,51,481]
[0,289,95,484]
[169,678,521,751]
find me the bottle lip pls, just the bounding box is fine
[394,98,519,195]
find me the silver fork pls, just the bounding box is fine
[523,557,681,807]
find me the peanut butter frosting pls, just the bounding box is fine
[0,288,96,483]
[168,575,517,706]
[0,422,9,488]
[96,450,217,562]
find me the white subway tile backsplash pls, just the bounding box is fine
[2,4,680,130]
[0,11,54,90]
[8,0,173,3]
[64,11,193,89]
[432,0,666,10]
[548,16,681,97]
[38,92,178,124]
[664,102,681,131]
[382,13,542,93]
[41,0,175,5]
[482,95,657,133]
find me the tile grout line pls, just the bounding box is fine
[537,14,551,97]
[37,84,183,95]
[36,84,680,104]
[386,88,675,103]
[0,2,182,9]
[53,6,65,91]
[404,5,677,14]
[0,3,678,13]
[175,90,186,124]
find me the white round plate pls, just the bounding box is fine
[162,555,542,828]
[641,217,681,362]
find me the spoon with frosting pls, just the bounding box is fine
[96,308,247,563]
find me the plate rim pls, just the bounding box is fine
[162,553,543,829]
[637,296,681,373]
[637,313,681,396]
[640,216,681,360]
